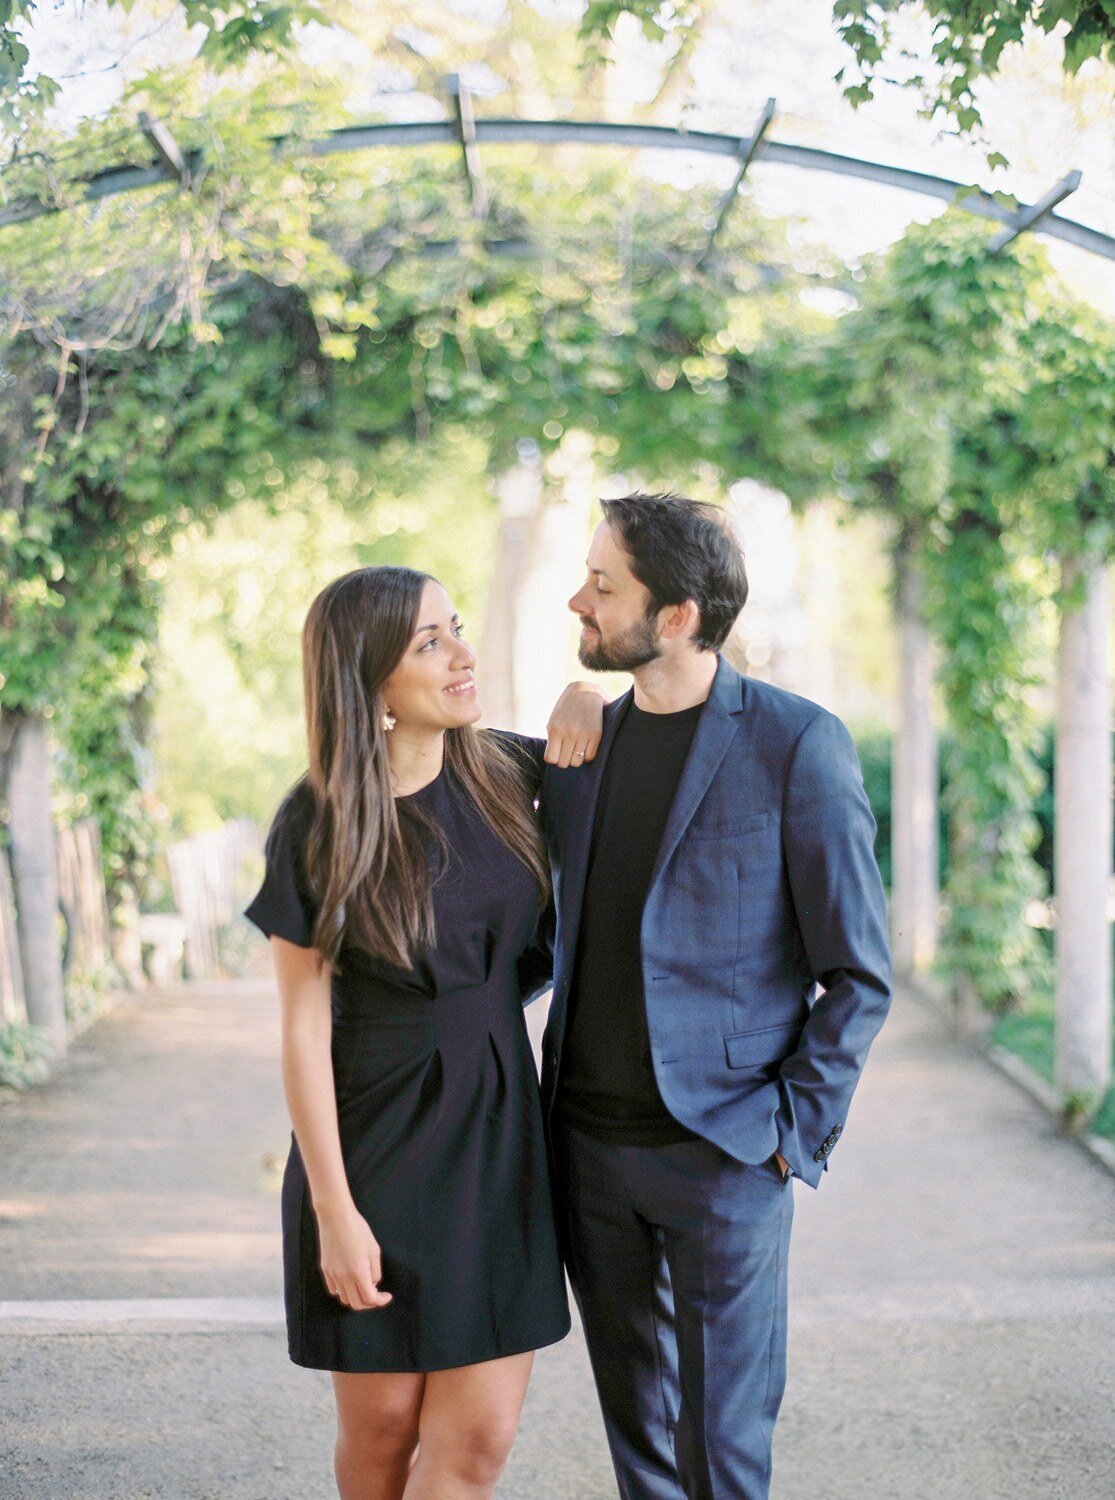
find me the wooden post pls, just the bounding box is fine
[4,710,67,1053]
[1055,557,1112,1104]
[891,546,939,978]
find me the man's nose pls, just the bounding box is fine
[568,588,589,616]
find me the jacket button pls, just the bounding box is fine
[813,1149,826,1163]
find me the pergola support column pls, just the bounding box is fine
[480,438,595,733]
[479,451,542,731]
[1055,556,1112,1105]
[5,710,68,1054]
[892,546,939,978]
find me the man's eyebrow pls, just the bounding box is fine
[414,614,460,635]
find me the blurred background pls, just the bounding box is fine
[2,0,1112,1117]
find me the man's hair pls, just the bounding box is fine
[600,492,748,652]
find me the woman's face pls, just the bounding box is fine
[381,579,480,733]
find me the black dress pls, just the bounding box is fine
[244,741,570,1373]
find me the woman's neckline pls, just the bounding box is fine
[394,762,447,801]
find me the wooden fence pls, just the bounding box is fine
[0,817,263,1021]
[56,819,112,982]
[166,818,261,980]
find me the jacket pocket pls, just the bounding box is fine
[724,1020,800,1069]
[688,810,771,841]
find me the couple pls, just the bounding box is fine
[245,492,892,1500]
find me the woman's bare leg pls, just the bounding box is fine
[332,1370,425,1500]
[403,1352,534,1500]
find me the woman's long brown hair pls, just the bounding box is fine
[299,565,549,970]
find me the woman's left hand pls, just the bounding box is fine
[545,681,607,767]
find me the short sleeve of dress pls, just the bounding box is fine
[244,783,318,948]
[486,730,546,799]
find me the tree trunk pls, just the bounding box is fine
[4,709,67,1053]
[1055,557,1112,1105]
[891,545,939,978]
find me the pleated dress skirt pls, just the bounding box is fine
[282,972,570,1373]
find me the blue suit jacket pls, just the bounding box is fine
[537,654,892,1189]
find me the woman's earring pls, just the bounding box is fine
[382,708,396,733]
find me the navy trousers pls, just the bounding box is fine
[554,1125,794,1500]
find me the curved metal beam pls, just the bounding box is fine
[2,116,1112,266]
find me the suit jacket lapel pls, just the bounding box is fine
[646,656,743,895]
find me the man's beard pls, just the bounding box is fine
[577,614,662,672]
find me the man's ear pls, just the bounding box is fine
[658,598,701,643]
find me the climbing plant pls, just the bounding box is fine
[1,280,328,901]
[775,215,1112,1011]
[831,0,1115,137]
[580,1,1115,142]
[0,73,810,916]
[0,0,325,127]
[1,27,1113,1028]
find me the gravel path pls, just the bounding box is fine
[0,974,1111,1499]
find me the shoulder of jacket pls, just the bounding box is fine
[740,676,837,736]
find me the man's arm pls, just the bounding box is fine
[774,710,893,1188]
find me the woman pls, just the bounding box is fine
[245,564,602,1500]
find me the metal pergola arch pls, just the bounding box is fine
[2,90,1113,270]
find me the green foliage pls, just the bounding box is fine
[798,215,1110,1012]
[853,727,952,893]
[929,523,1052,1010]
[0,79,807,914]
[1,273,329,901]
[989,979,1115,1143]
[1089,1081,1115,1142]
[1,28,1113,1032]
[0,1017,53,1089]
[578,2,1115,143]
[855,720,1115,902]
[153,429,501,832]
[0,0,323,128]
[578,0,705,62]
[832,1,1115,138]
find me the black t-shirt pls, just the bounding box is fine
[558,699,704,1145]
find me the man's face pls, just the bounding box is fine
[568,521,662,672]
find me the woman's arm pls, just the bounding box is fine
[271,936,392,1312]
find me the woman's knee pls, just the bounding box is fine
[424,1414,519,1484]
[338,1409,420,1462]
[334,1374,423,1461]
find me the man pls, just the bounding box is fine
[538,492,892,1499]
